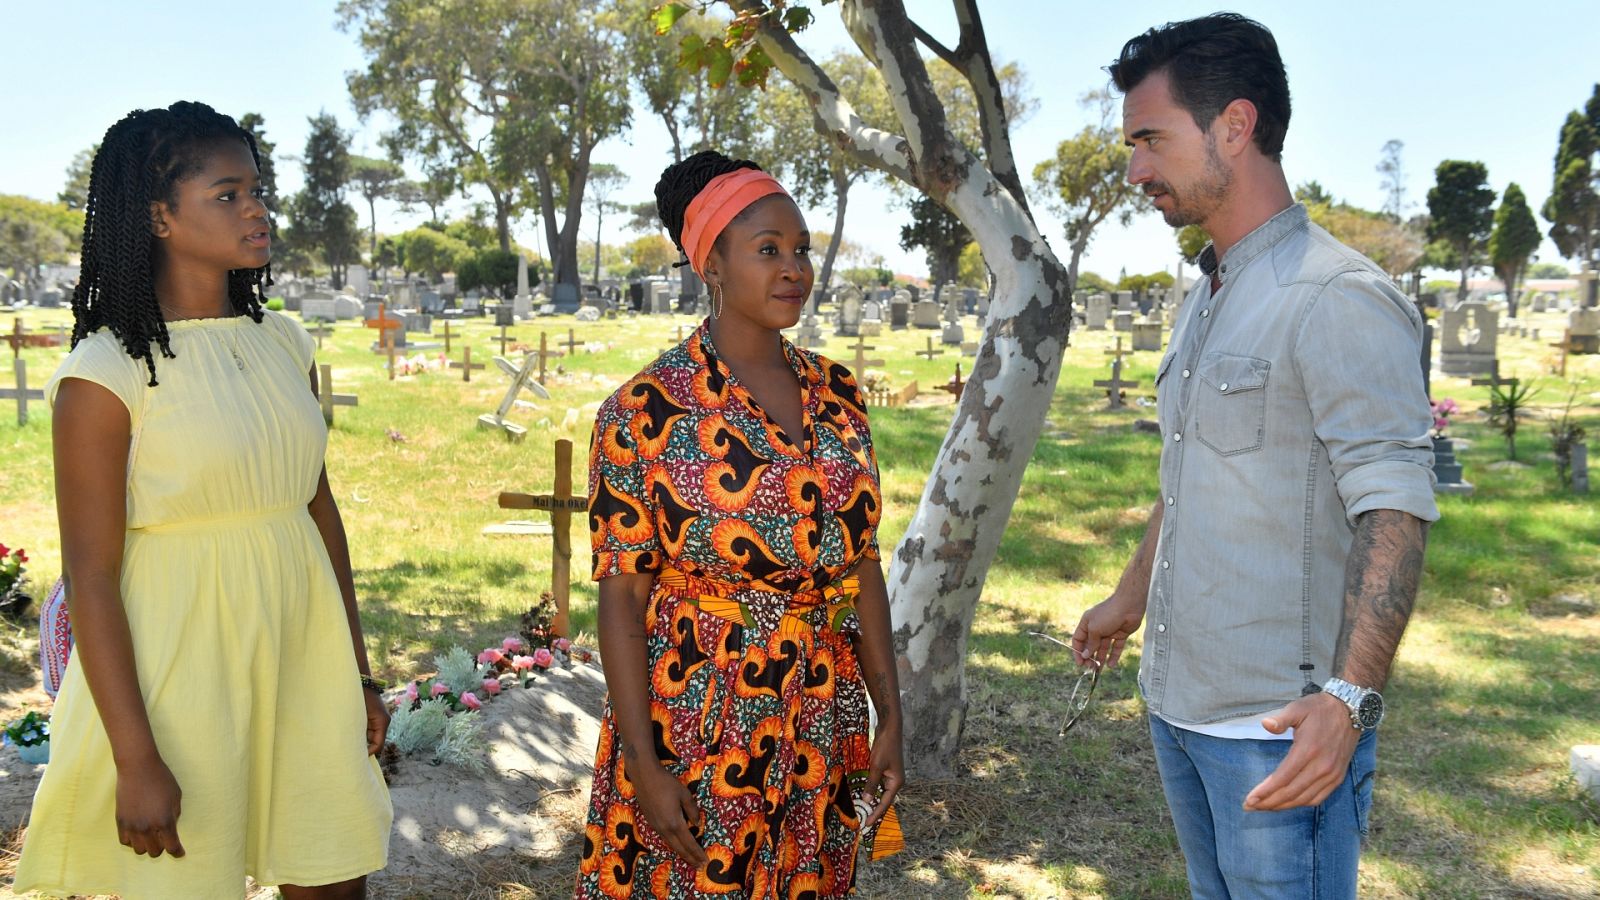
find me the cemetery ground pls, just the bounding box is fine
[0,304,1597,899]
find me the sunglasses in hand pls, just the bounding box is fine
[1029,631,1101,736]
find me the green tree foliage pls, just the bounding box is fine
[624,1,759,163]
[900,196,969,287]
[956,241,987,289]
[1176,224,1208,265]
[0,195,81,292]
[237,113,279,210]
[1426,160,1496,300]
[1488,183,1541,316]
[348,155,406,262]
[456,248,525,298]
[1542,107,1599,270]
[1075,270,1113,294]
[1376,138,1406,220]
[58,146,96,212]
[395,227,471,280]
[281,112,361,287]
[625,233,677,276]
[585,163,629,282]
[1116,270,1175,294]
[1032,91,1149,291]
[1530,262,1570,279]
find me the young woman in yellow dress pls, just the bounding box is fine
[14,101,391,900]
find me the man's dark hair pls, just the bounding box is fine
[73,101,270,386]
[1108,13,1291,163]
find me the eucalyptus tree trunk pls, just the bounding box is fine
[743,0,1073,778]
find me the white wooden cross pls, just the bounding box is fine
[1,358,46,426]
[315,363,359,426]
[477,353,552,442]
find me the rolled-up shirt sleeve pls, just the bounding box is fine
[1294,271,1440,526]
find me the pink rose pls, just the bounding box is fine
[461,692,482,710]
[0,544,9,557]
[502,637,525,653]
[406,682,420,703]
[511,655,536,671]
[532,648,554,669]
[482,677,502,695]
[477,648,506,665]
[430,682,450,697]
[553,637,572,652]
[15,550,26,563]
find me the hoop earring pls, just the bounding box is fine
[713,283,724,319]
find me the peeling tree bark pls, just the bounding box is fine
[737,0,1072,778]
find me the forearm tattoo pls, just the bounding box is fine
[1333,509,1429,688]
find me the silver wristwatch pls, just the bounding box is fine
[1322,677,1385,730]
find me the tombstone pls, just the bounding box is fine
[889,294,911,330]
[302,296,339,323]
[461,292,484,315]
[961,287,980,315]
[912,299,941,330]
[552,282,582,314]
[365,304,407,351]
[1095,339,1141,409]
[1113,310,1135,332]
[1431,436,1473,495]
[795,305,825,349]
[1131,319,1163,352]
[1568,308,1600,354]
[347,265,370,299]
[576,306,601,323]
[861,299,883,337]
[417,289,443,315]
[835,287,863,337]
[1439,302,1499,376]
[1113,291,1137,313]
[648,281,672,314]
[1086,293,1111,331]
[511,255,533,320]
[36,289,62,309]
[333,296,363,320]
[940,292,964,345]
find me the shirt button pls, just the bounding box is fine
[1200,309,1210,318]
[1173,432,1182,442]
[1161,560,1171,570]
[1182,368,1191,378]
[1166,496,1175,506]
[1219,382,1229,391]
[1157,623,1168,633]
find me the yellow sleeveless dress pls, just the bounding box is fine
[14,311,391,899]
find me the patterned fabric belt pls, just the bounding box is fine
[655,567,861,636]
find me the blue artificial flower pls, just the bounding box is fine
[20,729,37,743]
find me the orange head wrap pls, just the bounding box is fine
[680,169,791,280]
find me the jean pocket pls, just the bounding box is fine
[1195,352,1270,456]
[1350,736,1377,838]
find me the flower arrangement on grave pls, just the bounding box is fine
[4,710,51,763]
[0,543,32,621]
[519,592,559,651]
[860,370,893,395]
[382,631,596,775]
[396,352,449,376]
[1429,398,1458,439]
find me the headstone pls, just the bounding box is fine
[1431,436,1472,495]
[401,312,433,335]
[576,306,601,323]
[302,296,339,323]
[913,299,940,330]
[1095,339,1140,409]
[962,287,980,315]
[36,289,62,309]
[552,282,582,314]
[462,292,484,315]
[333,296,363,321]
[1113,310,1134,332]
[861,299,883,337]
[347,264,370,299]
[890,295,910,330]
[1086,293,1110,331]
[648,281,672,315]
[1439,302,1499,376]
[1113,291,1137,313]
[513,255,532,319]
[835,287,863,337]
[419,289,444,315]
[1568,308,1600,354]
[1132,319,1162,352]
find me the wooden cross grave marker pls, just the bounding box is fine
[916,337,945,361]
[6,320,27,359]
[1094,339,1140,409]
[560,328,583,356]
[534,332,565,385]
[477,352,552,442]
[315,363,359,426]
[493,324,519,356]
[448,345,485,382]
[1548,330,1579,378]
[850,335,884,376]
[491,438,585,637]
[937,363,966,400]
[439,321,457,355]
[664,325,687,347]
[383,331,398,381]
[305,322,333,350]
[1470,360,1520,392]
[1,358,46,426]
[4,319,63,358]
[364,302,403,351]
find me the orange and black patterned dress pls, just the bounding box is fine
[578,321,901,899]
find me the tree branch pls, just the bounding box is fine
[909,19,960,70]
[948,0,1028,213]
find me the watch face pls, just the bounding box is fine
[1356,692,1384,728]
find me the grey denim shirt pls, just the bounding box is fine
[1141,203,1440,725]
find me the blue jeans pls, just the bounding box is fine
[1149,715,1378,900]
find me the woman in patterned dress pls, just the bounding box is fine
[577,151,905,899]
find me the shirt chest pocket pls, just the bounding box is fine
[1195,352,1270,456]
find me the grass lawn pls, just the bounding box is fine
[1,301,1596,898]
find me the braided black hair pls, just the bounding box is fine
[654,149,764,262]
[73,101,270,386]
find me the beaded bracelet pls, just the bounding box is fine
[359,674,388,695]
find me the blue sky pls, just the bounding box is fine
[4,1,1595,281]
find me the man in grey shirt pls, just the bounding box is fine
[1072,13,1438,898]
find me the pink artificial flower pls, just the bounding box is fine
[0,544,9,557]
[478,648,506,666]
[482,677,502,695]
[553,637,572,653]
[532,648,554,669]
[406,682,420,703]
[461,692,482,710]
[15,550,26,563]
[430,682,450,697]
[511,654,536,671]
[502,637,525,653]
